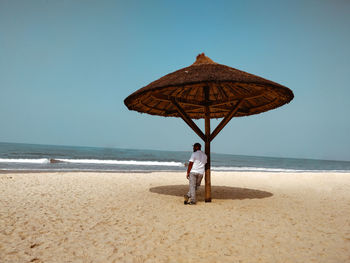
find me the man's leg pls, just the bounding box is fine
[195,173,203,191]
[188,173,198,203]
[186,173,195,197]
[186,177,191,199]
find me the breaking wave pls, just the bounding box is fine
[1,159,349,173]
[212,166,349,173]
[0,158,184,167]
[53,159,184,166]
[0,158,50,164]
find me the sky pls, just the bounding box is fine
[0,0,349,161]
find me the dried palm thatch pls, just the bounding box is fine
[124,53,294,119]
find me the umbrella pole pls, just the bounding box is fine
[204,87,211,202]
[205,113,211,202]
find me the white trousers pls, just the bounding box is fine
[186,172,203,203]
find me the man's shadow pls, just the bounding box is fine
[149,185,273,200]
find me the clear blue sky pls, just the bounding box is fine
[1,0,349,161]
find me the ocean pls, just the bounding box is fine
[0,142,350,173]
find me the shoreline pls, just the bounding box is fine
[0,169,157,174]
[2,169,350,174]
[1,171,349,262]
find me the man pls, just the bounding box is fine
[184,143,207,205]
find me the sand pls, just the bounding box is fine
[0,171,349,263]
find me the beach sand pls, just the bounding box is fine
[0,171,349,263]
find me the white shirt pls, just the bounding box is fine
[189,150,207,174]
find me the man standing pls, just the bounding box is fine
[184,143,207,205]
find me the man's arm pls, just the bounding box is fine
[186,162,193,179]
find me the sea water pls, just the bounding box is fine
[0,142,350,173]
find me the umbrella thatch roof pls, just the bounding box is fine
[124,53,294,119]
[124,53,294,202]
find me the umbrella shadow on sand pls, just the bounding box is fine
[149,185,273,200]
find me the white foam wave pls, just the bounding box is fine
[0,158,50,164]
[0,158,183,166]
[212,166,350,173]
[0,158,348,172]
[55,159,184,167]
[213,166,318,172]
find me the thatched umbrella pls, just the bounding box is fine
[124,53,294,202]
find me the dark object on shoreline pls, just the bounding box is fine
[124,53,294,202]
[50,159,63,164]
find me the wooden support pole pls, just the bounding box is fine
[204,87,211,202]
[210,100,244,142]
[171,99,205,141]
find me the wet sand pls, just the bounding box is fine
[1,171,349,262]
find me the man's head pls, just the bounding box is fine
[193,143,201,152]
